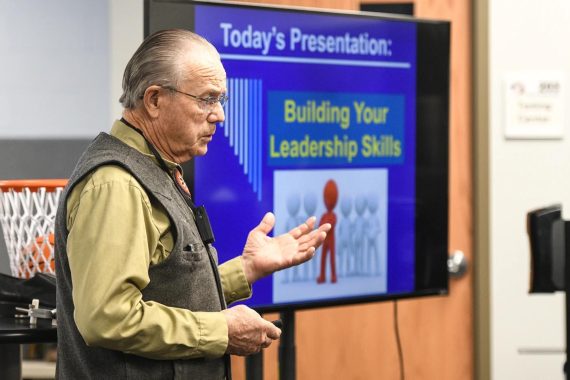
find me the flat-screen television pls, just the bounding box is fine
[146,0,450,312]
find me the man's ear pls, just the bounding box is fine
[142,85,163,118]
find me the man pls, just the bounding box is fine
[54,29,330,379]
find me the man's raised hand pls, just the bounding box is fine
[241,212,331,284]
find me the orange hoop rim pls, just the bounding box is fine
[0,179,68,192]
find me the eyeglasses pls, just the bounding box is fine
[163,86,228,109]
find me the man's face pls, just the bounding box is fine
[157,45,226,163]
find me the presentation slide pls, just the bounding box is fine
[192,4,418,309]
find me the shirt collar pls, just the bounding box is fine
[111,119,180,173]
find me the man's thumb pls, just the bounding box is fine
[256,212,275,235]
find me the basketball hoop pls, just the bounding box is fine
[0,179,67,278]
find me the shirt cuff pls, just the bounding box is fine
[219,257,252,305]
[194,311,229,358]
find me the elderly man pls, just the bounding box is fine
[54,29,330,379]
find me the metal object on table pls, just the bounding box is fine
[14,299,56,326]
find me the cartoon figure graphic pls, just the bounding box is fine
[317,179,338,284]
[352,194,367,276]
[337,196,353,278]
[366,193,382,276]
[282,193,303,283]
[302,192,318,281]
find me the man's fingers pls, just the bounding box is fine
[265,320,282,340]
[303,216,316,230]
[318,223,332,233]
[291,247,316,266]
[283,227,328,266]
[258,321,280,350]
[298,227,329,247]
[296,221,331,241]
[288,216,317,238]
[298,237,322,254]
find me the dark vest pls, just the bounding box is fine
[55,133,228,379]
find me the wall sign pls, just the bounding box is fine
[504,71,566,139]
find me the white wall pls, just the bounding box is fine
[489,1,570,379]
[0,0,144,138]
[0,0,109,138]
[109,0,143,123]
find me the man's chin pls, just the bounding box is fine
[190,146,209,157]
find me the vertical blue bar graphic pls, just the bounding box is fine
[229,79,234,143]
[214,77,264,201]
[238,78,242,164]
[257,79,263,201]
[251,80,255,193]
[243,80,246,175]
[223,96,228,138]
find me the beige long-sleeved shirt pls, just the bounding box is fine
[65,120,251,360]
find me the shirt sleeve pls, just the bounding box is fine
[67,167,228,360]
[218,257,252,305]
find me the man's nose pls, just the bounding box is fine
[207,102,225,124]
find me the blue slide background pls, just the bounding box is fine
[193,4,417,309]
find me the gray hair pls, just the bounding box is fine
[119,29,211,109]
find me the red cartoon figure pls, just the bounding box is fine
[317,179,338,284]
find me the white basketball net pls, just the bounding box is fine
[0,186,62,278]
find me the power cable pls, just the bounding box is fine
[393,300,405,380]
